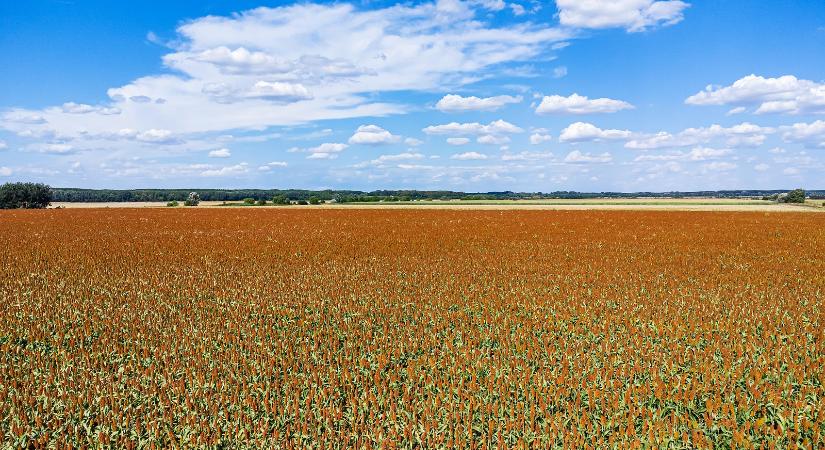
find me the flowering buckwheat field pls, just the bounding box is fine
[1,209,823,449]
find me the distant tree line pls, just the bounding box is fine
[49,188,825,203]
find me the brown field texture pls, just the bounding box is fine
[1,209,823,449]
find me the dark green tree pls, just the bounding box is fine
[308,196,320,205]
[0,182,53,209]
[785,189,806,203]
[184,192,200,206]
[272,194,289,205]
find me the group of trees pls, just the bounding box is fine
[183,192,200,206]
[0,183,52,209]
[763,189,807,203]
[240,195,320,205]
[166,193,328,206]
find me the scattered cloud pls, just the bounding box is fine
[536,94,633,115]
[258,161,288,171]
[404,137,423,147]
[553,66,568,79]
[208,148,232,158]
[3,111,47,124]
[112,128,182,144]
[309,142,349,153]
[633,147,732,162]
[510,3,526,16]
[61,102,121,115]
[307,152,338,160]
[702,161,737,171]
[292,142,350,159]
[564,150,613,163]
[625,122,773,149]
[780,120,825,148]
[28,143,76,154]
[477,134,511,145]
[559,122,632,142]
[247,81,313,102]
[501,151,554,161]
[447,137,471,146]
[201,162,249,177]
[451,151,488,160]
[754,163,769,172]
[555,0,690,32]
[423,119,523,136]
[683,147,732,160]
[435,94,522,112]
[0,167,11,176]
[529,132,552,144]
[375,152,424,162]
[686,74,825,115]
[355,152,426,168]
[348,125,400,145]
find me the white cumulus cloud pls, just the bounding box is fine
[62,102,121,115]
[348,125,400,145]
[247,81,313,101]
[702,161,737,172]
[435,94,522,112]
[477,135,510,145]
[529,133,552,144]
[451,151,488,160]
[208,148,231,158]
[556,0,690,32]
[501,151,554,161]
[423,119,523,136]
[258,161,288,171]
[625,123,773,149]
[447,137,471,146]
[559,122,632,142]
[201,162,249,177]
[564,150,613,163]
[685,74,825,115]
[780,120,825,148]
[536,93,633,115]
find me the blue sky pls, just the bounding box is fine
[1,0,824,191]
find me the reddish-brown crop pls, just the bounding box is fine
[1,209,823,448]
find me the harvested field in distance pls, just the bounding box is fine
[1,209,824,448]
[49,198,822,212]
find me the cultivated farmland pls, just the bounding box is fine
[1,209,823,448]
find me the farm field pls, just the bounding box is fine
[49,198,822,212]
[1,209,824,448]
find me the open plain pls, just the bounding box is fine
[1,208,823,448]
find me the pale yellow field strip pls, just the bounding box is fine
[49,200,823,212]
